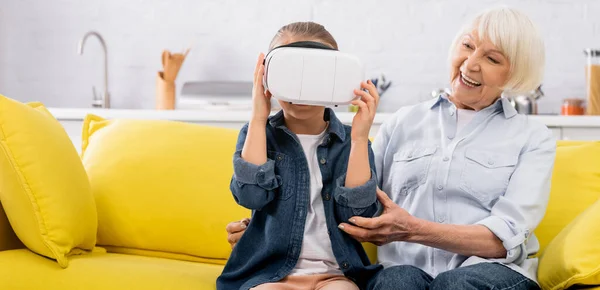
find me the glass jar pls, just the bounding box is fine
[561,98,585,115]
[584,49,600,115]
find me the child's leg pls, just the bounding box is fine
[315,275,359,290]
[251,283,294,290]
[251,275,316,290]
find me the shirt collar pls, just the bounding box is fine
[500,97,518,118]
[269,107,346,142]
[429,93,518,119]
[428,93,447,109]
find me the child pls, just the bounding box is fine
[217,22,381,290]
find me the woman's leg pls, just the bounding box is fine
[316,275,359,290]
[429,263,540,290]
[366,265,433,290]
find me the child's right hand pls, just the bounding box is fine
[226,218,250,249]
[251,53,272,123]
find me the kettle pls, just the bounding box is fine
[506,85,544,115]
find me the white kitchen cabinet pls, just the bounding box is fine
[548,128,562,140]
[61,121,84,153]
[561,128,600,140]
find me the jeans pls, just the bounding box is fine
[367,263,540,290]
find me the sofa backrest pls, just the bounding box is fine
[1,119,597,265]
[534,141,600,255]
[80,116,251,265]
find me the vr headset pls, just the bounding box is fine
[263,41,365,106]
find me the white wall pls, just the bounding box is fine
[0,0,598,113]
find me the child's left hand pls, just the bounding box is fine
[351,80,380,142]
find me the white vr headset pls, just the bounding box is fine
[263,41,365,106]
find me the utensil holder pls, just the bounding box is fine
[156,72,175,110]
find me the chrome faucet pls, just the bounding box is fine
[78,31,110,108]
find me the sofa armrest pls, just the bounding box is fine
[0,202,24,251]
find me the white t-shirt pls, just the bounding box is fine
[457,108,477,133]
[289,127,342,276]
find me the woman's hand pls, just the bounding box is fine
[338,188,420,246]
[339,189,507,258]
[350,80,380,142]
[251,53,272,123]
[226,218,250,249]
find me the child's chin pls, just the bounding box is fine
[288,107,320,118]
[291,103,318,108]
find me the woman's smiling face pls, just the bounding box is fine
[449,31,511,111]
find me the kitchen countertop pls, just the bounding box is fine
[48,108,600,128]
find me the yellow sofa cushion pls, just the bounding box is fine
[0,96,97,268]
[81,115,249,264]
[536,141,600,289]
[0,249,223,290]
[535,141,600,253]
[0,101,50,252]
[538,198,600,290]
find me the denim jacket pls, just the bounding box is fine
[217,108,382,290]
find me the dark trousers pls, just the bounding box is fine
[367,262,540,290]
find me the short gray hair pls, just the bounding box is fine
[449,6,545,95]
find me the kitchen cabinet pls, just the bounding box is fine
[561,128,600,140]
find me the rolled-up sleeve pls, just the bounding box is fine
[233,153,280,190]
[334,168,378,208]
[476,128,556,264]
[334,142,381,220]
[229,124,282,210]
[476,215,528,263]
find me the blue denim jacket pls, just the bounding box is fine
[217,108,382,290]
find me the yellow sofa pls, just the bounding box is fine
[0,111,598,289]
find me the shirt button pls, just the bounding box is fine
[488,160,495,165]
[324,193,331,201]
[437,185,443,190]
[450,111,455,116]
[341,262,349,269]
[407,154,412,159]
[437,216,445,223]
[443,157,449,162]
[507,249,515,258]
[277,155,283,161]
[320,158,327,165]
[447,135,453,140]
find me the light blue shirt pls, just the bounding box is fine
[372,94,556,283]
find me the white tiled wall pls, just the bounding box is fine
[1,0,599,113]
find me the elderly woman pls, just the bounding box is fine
[227,6,555,290]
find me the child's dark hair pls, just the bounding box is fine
[269,21,338,50]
